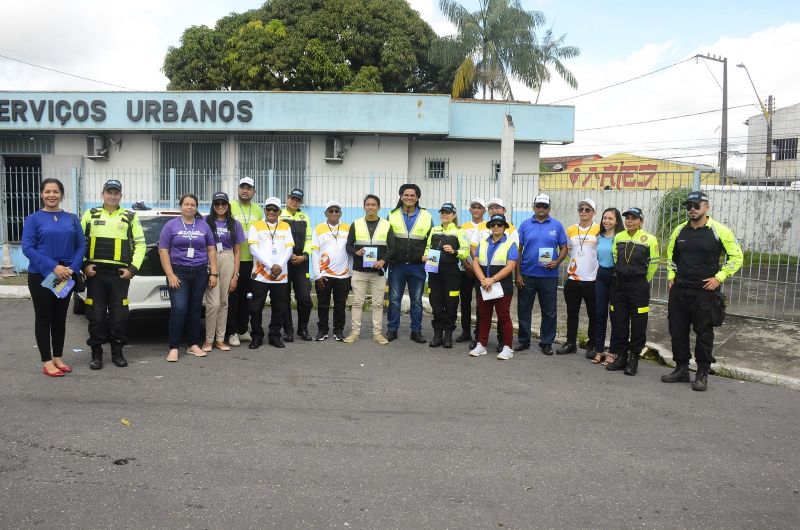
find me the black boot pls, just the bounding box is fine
[585,346,597,360]
[556,342,577,355]
[429,329,443,348]
[455,330,471,343]
[606,351,627,371]
[624,350,639,376]
[661,363,691,383]
[386,330,398,342]
[410,331,427,344]
[692,365,710,391]
[89,346,103,370]
[442,330,453,349]
[110,342,128,367]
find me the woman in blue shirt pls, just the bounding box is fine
[592,207,623,365]
[21,178,86,377]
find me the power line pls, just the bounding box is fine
[576,103,756,132]
[0,52,129,89]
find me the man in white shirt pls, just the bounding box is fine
[457,197,486,344]
[311,200,352,341]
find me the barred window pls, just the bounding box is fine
[159,141,222,202]
[238,135,308,198]
[425,158,448,179]
[773,138,798,161]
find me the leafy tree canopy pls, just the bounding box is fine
[163,0,459,93]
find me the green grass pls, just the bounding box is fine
[741,252,800,267]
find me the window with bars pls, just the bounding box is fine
[773,138,798,161]
[159,142,222,202]
[238,136,308,198]
[491,160,516,180]
[425,158,448,179]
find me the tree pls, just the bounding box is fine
[531,27,580,103]
[163,0,459,93]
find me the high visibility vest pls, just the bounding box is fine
[81,207,145,270]
[387,207,432,263]
[477,236,515,295]
[354,217,391,247]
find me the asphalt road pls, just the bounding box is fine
[1,299,798,529]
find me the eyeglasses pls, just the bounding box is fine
[577,207,594,213]
[534,203,550,209]
[487,223,504,228]
[327,209,341,213]
[264,207,280,213]
[213,201,228,207]
[685,203,703,211]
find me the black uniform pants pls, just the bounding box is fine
[250,281,288,342]
[610,276,650,356]
[28,273,70,362]
[429,266,463,331]
[86,268,131,346]
[459,270,476,334]
[315,276,351,334]
[227,260,254,337]
[563,279,597,348]
[668,284,716,366]
[284,261,312,334]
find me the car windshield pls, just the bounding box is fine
[140,216,176,246]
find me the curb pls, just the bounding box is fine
[0,285,29,299]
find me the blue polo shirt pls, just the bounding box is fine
[403,207,419,232]
[483,234,519,275]
[517,215,568,277]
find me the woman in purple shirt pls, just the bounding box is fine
[21,178,86,377]
[158,194,218,362]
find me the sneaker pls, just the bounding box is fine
[315,331,328,341]
[343,333,360,343]
[333,331,344,341]
[373,333,389,345]
[228,334,241,347]
[239,331,252,343]
[469,343,488,357]
[497,346,514,360]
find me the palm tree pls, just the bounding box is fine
[531,27,580,103]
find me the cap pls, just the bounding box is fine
[288,187,304,201]
[622,207,644,219]
[469,197,486,208]
[487,197,505,209]
[239,177,255,187]
[324,200,342,211]
[578,198,596,211]
[534,194,551,205]
[263,197,281,209]
[439,202,456,213]
[398,183,421,199]
[487,214,509,228]
[685,191,709,204]
[212,192,229,203]
[103,179,122,192]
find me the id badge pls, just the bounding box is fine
[187,247,195,259]
[271,246,278,256]
[216,242,223,253]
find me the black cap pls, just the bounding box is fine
[622,207,644,219]
[439,202,455,213]
[212,192,229,203]
[103,179,122,192]
[685,191,709,204]
[399,183,421,199]
[487,214,509,228]
[288,188,304,201]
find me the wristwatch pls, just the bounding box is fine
[210,273,219,277]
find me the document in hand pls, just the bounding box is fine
[41,272,75,299]
[424,249,441,273]
[480,282,504,301]
[362,246,378,267]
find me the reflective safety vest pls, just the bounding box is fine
[477,236,516,295]
[354,217,391,247]
[387,207,432,263]
[81,207,145,271]
[426,223,468,267]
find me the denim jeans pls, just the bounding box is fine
[516,275,558,347]
[387,263,426,332]
[169,264,207,348]
[595,266,621,352]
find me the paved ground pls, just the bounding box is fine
[1,300,799,529]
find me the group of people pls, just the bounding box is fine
[22,177,743,391]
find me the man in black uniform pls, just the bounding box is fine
[279,187,313,342]
[662,191,742,391]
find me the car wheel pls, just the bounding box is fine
[72,292,86,315]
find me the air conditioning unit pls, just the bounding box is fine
[324,136,344,162]
[86,135,109,161]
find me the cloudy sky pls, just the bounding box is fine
[2,0,799,170]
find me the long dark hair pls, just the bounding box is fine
[601,207,624,235]
[206,200,235,243]
[39,178,65,208]
[179,194,203,220]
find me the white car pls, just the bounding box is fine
[73,206,182,317]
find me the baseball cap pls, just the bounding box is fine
[324,200,342,211]
[263,197,281,209]
[103,179,122,192]
[534,194,551,205]
[622,207,644,219]
[239,177,255,188]
[439,202,456,213]
[288,188,304,201]
[487,214,509,228]
[212,192,229,203]
[469,197,486,208]
[487,197,505,208]
[578,198,596,211]
[685,191,709,204]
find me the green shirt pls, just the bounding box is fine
[230,201,263,262]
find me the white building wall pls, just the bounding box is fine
[745,103,800,179]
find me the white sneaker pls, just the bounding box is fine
[228,334,241,347]
[497,346,514,360]
[469,343,488,357]
[239,331,252,342]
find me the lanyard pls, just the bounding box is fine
[266,222,278,245]
[327,223,340,239]
[577,224,592,252]
[237,201,252,228]
[181,219,197,248]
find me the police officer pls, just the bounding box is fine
[280,187,313,342]
[662,191,743,391]
[606,207,658,376]
[80,179,145,370]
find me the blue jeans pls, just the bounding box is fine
[517,275,558,347]
[387,263,426,332]
[595,266,620,352]
[169,264,207,348]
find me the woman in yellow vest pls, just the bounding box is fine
[422,202,468,348]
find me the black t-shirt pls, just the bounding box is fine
[673,224,724,285]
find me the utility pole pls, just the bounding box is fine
[695,54,728,183]
[766,95,773,179]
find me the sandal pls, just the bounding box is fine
[215,341,231,351]
[201,342,213,352]
[602,352,616,367]
[590,351,605,364]
[167,348,179,362]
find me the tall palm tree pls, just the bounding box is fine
[532,27,580,103]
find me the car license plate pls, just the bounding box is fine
[160,287,170,300]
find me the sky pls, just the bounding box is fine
[2,0,799,171]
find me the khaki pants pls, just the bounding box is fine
[350,270,386,336]
[204,250,235,343]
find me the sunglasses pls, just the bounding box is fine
[578,207,594,213]
[213,201,228,207]
[685,203,703,211]
[534,203,550,209]
[264,207,280,213]
[488,223,504,228]
[327,209,341,213]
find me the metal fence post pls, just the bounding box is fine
[268,169,275,197]
[693,169,701,191]
[169,168,176,208]
[70,167,79,214]
[369,171,375,195]
[456,173,463,218]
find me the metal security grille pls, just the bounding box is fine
[0,135,53,155]
[1,163,41,243]
[238,136,308,198]
[158,142,222,202]
[425,158,448,179]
